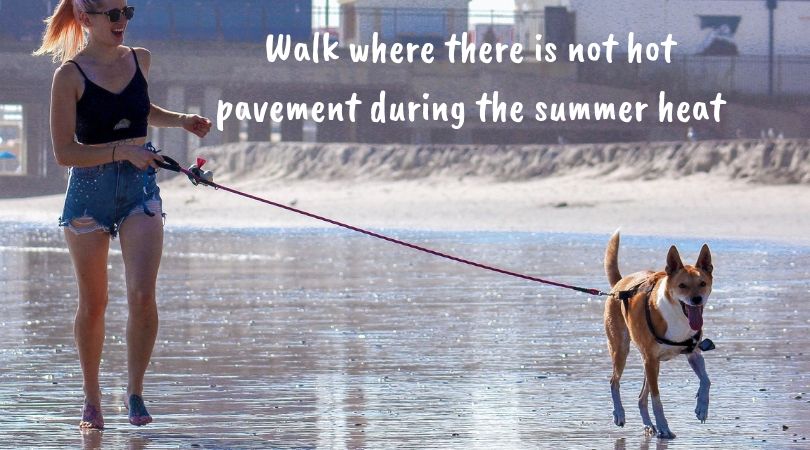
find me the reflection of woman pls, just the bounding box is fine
[35,0,211,429]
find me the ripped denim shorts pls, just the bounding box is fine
[59,142,164,238]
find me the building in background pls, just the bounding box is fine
[568,0,810,56]
[4,0,808,55]
[338,0,470,46]
[0,0,807,197]
[0,0,314,44]
[0,105,24,175]
[472,23,515,46]
[0,1,51,43]
[513,0,569,48]
[128,0,312,42]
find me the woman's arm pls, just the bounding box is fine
[148,104,212,138]
[148,103,188,128]
[50,64,109,167]
[50,65,162,170]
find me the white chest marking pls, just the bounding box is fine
[655,283,695,343]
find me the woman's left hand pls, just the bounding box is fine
[182,114,212,138]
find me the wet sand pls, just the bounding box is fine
[1,224,809,448]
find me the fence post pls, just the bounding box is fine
[730,55,736,94]
[776,54,782,96]
[682,54,689,95]
[767,0,777,96]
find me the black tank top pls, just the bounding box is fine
[67,47,150,145]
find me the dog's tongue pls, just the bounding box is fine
[685,304,704,330]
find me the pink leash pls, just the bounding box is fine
[156,155,609,297]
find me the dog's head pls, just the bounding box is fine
[664,244,713,331]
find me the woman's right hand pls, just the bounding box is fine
[118,145,165,170]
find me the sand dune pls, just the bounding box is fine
[189,139,810,184]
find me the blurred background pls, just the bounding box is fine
[1,0,808,195]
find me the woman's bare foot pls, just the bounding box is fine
[79,401,104,430]
[126,394,152,426]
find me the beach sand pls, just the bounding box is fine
[2,139,809,243]
[3,174,809,244]
[3,140,810,448]
[2,222,809,448]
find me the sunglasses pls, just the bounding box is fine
[86,6,135,23]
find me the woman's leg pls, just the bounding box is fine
[118,211,163,425]
[64,228,111,429]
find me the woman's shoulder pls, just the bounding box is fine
[131,47,152,62]
[53,60,83,84]
[130,46,151,55]
[52,62,84,102]
[130,46,152,73]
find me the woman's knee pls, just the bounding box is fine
[127,288,157,311]
[77,294,109,319]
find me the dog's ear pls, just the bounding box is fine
[666,245,683,276]
[696,244,713,275]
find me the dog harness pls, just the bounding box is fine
[615,278,715,354]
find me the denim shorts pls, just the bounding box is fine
[59,142,164,238]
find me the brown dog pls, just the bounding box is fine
[603,231,713,439]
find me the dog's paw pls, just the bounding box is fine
[695,402,709,423]
[613,409,626,427]
[656,429,676,440]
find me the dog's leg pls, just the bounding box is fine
[609,354,628,427]
[637,376,655,435]
[688,352,711,422]
[643,357,676,439]
[606,300,629,427]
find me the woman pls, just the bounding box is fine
[35,0,212,429]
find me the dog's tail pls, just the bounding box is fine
[605,230,622,288]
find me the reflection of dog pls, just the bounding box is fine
[603,231,713,439]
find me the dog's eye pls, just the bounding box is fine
[700,281,707,287]
[678,283,688,289]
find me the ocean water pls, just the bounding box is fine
[1,222,809,449]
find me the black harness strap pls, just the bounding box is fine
[614,278,714,354]
[617,278,653,313]
[643,296,702,353]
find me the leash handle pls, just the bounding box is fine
[155,155,181,172]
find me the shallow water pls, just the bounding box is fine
[1,222,809,449]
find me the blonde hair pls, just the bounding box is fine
[33,0,101,63]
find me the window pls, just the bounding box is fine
[0,104,24,175]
